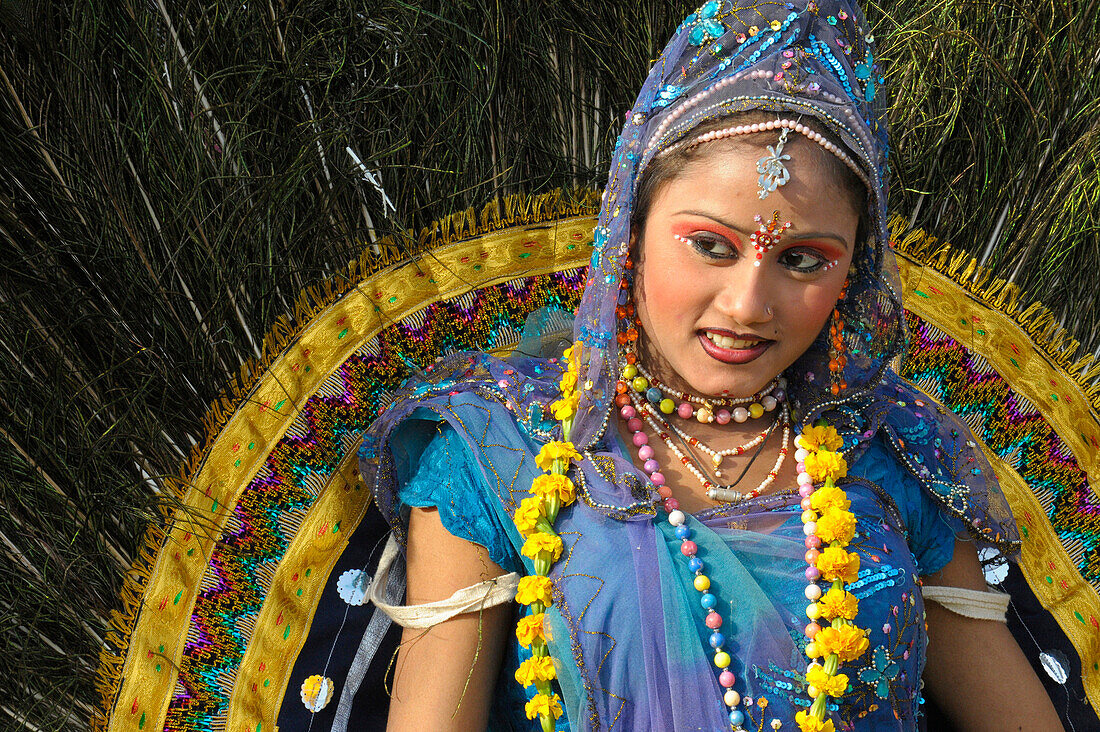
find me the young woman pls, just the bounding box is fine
[359,1,1063,729]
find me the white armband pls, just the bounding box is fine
[369,536,520,628]
[922,585,1010,622]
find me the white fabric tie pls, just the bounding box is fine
[368,536,520,628]
[922,585,1010,622]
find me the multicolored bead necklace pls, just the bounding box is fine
[617,352,791,498]
[624,394,791,502]
[511,342,868,732]
[618,360,783,424]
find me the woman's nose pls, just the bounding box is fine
[712,261,775,326]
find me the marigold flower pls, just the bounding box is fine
[805,450,847,483]
[565,341,583,369]
[550,391,580,420]
[514,655,557,686]
[535,440,581,471]
[515,575,553,606]
[515,612,546,648]
[521,531,563,562]
[810,484,851,513]
[815,546,860,583]
[524,692,564,721]
[558,370,578,392]
[817,586,859,621]
[530,473,575,505]
[550,387,585,416]
[806,665,850,697]
[513,496,546,537]
[799,425,844,452]
[795,709,836,732]
[813,624,870,663]
[815,508,856,545]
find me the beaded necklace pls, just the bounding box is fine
[627,394,791,502]
[512,342,869,732]
[619,362,782,424]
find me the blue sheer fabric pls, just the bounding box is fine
[401,422,523,575]
[396,415,960,730]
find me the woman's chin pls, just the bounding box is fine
[681,370,780,400]
[640,344,787,400]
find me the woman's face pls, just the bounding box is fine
[633,138,860,399]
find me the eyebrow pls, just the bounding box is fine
[672,209,850,251]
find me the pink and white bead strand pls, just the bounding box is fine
[796,442,825,640]
[619,403,674,511]
[681,118,870,191]
[616,402,748,729]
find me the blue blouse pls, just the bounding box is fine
[399,423,959,730]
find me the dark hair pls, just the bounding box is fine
[631,111,869,246]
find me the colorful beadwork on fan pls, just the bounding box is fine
[94,204,598,732]
[158,268,587,731]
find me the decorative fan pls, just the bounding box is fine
[95,198,1099,731]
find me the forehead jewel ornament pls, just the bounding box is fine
[757,127,791,199]
[750,211,792,267]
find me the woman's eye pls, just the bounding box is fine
[676,232,736,259]
[779,248,831,272]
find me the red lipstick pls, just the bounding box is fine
[697,331,773,364]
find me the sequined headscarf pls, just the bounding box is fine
[570,0,899,451]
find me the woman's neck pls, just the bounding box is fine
[614,399,798,515]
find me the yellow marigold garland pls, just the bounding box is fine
[797,424,869,732]
[511,342,583,732]
[512,349,867,731]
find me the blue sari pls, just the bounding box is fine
[366,370,1007,731]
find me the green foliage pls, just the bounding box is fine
[0,1,1097,729]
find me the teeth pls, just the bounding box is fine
[705,332,760,349]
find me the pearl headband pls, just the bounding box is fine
[662,118,871,193]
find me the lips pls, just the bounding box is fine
[699,330,773,364]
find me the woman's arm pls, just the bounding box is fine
[921,539,1063,732]
[386,506,512,731]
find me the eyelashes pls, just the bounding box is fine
[779,249,838,273]
[674,232,837,273]
[673,232,736,259]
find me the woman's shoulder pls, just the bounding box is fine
[398,421,524,572]
[849,372,1019,562]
